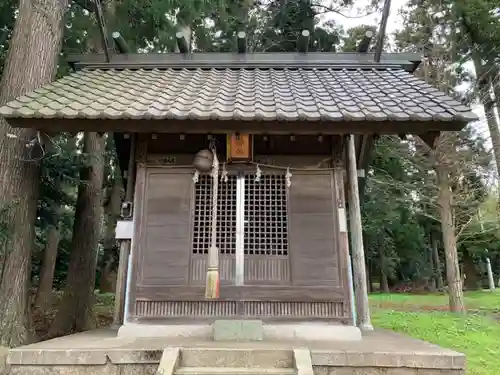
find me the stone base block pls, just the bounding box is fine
[213,320,264,341]
[117,322,362,342]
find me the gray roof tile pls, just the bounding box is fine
[0,68,478,123]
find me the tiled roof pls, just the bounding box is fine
[0,68,478,123]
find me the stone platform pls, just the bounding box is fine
[117,320,362,342]
[6,328,466,375]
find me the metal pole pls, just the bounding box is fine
[486,257,495,290]
[478,210,495,290]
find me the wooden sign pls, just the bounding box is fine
[227,133,252,162]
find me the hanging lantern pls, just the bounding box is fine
[193,149,214,173]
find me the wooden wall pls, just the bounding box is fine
[127,134,352,323]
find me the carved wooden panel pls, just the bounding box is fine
[136,300,238,317]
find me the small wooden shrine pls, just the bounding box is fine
[0,33,477,332]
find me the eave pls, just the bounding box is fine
[8,118,466,135]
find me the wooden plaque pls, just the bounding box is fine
[227,133,252,161]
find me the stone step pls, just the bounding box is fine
[179,348,294,368]
[175,367,296,375]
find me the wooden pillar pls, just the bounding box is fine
[332,136,356,326]
[113,133,137,327]
[346,134,373,331]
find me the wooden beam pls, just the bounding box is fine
[237,31,246,53]
[346,134,373,331]
[418,131,441,149]
[332,136,356,326]
[7,118,467,135]
[112,32,130,54]
[175,32,189,54]
[356,30,374,53]
[297,30,310,53]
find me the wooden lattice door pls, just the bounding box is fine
[243,173,290,285]
[189,171,291,287]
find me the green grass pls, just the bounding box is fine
[370,289,500,311]
[370,290,500,375]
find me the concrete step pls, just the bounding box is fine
[175,367,296,375]
[179,348,294,368]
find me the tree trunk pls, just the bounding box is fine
[99,175,122,293]
[428,238,437,292]
[379,249,390,293]
[435,165,465,313]
[174,25,192,52]
[432,237,444,290]
[35,175,62,311]
[462,250,479,290]
[49,133,105,337]
[0,0,68,347]
[380,272,390,293]
[366,259,373,293]
[34,224,60,311]
[471,55,500,205]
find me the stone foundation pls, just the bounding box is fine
[5,328,467,375]
[9,364,156,375]
[7,363,465,375]
[117,321,363,342]
[314,367,464,375]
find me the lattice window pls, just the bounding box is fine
[192,175,237,254]
[244,174,289,256]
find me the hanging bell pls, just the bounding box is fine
[193,149,214,173]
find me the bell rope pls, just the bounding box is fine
[205,142,220,299]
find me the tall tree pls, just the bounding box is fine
[455,0,500,202]
[0,0,15,76]
[49,133,106,336]
[34,134,79,311]
[49,0,114,335]
[0,0,69,346]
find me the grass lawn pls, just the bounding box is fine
[370,290,500,312]
[370,290,500,375]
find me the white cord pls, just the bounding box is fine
[156,161,335,172]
